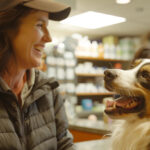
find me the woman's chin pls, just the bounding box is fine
[30,59,42,68]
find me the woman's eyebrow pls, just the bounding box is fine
[37,18,48,26]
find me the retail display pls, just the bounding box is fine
[75,55,130,120]
[45,41,76,95]
[74,35,140,120]
[44,34,141,121]
[75,35,140,60]
[45,37,78,120]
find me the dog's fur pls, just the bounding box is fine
[104,59,150,150]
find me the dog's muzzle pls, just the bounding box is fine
[104,69,118,91]
[103,69,145,117]
[104,70,118,82]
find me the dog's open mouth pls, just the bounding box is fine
[105,96,145,115]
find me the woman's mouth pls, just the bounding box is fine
[33,47,43,57]
[35,47,43,52]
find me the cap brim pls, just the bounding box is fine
[23,0,71,21]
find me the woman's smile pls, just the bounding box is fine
[10,10,51,69]
[33,44,45,57]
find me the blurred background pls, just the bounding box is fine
[39,0,150,149]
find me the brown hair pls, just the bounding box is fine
[0,5,33,73]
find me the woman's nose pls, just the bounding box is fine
[43,28,52,43]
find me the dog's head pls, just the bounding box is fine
[104,59,150,120]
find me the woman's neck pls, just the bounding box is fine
[1,57,28,94]
[1,69,26,95]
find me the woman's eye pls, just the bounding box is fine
[37,24,43,28]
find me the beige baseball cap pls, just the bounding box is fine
[0,0,71,21]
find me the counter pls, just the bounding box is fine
[75,138,111,150]
[69,118,111,142]
[69,118,111,134]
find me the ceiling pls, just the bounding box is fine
[49,0,150,39]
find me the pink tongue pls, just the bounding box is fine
[106,100,114,107]
[106,97,137,108]
[116,97,132,107]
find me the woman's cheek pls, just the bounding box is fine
[35,28,44,40]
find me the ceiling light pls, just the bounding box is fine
[60,11,126,29]
[116,0,131,4]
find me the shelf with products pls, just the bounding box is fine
[44,37,82,121]
[76,73,104,77]
[75,57,130,102]
[76,92,115,96]
[76,55,130,62]
[44,34,141,121]
[75,35,141,61]
[44,40,77,99]
[74,35,137,115]
[75,103,105,120]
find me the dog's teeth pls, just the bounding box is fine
[113,102,116,108]
[125,101,137,108]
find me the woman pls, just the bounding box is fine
[0,0,75,150]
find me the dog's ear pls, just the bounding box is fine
[130,59,142,69]
[138,66,150,89]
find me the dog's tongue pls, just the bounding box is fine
[105,95,144,115]
[105,96,140,110]
[116,97,132,107]
[106,97,131,108]
[106,100,114,107]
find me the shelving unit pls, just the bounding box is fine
[76,55,129,62]
[45,35,137,121]
[76,73,104,77]
[75,55,130,105]
[76,92,115,96]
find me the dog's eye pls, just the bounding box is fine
[141,70,150,78]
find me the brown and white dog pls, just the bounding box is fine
[104,59,150,150]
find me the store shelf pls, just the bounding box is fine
[76,73,104,77]
[76,55,129,62]
[76,110,103,119]
[76,92,115,96]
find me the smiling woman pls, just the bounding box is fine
[10,9,51,69]
[0,6,33,73]
[0,1,75,150]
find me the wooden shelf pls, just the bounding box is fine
[76,55,129,62]
[76,92,115,96]
[76,73,104,77]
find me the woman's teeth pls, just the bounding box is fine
[35,48,43,52]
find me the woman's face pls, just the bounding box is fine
[10,10,51,69]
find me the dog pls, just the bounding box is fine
[104,59,150,150]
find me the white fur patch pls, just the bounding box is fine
[106,59,150,150]
[111,119,150,150]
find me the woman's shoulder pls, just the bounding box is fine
[34,69,59,90]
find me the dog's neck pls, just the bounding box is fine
[111,118,150,150]
[139,113,150,118]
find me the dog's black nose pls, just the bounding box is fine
[104,70,118,81]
